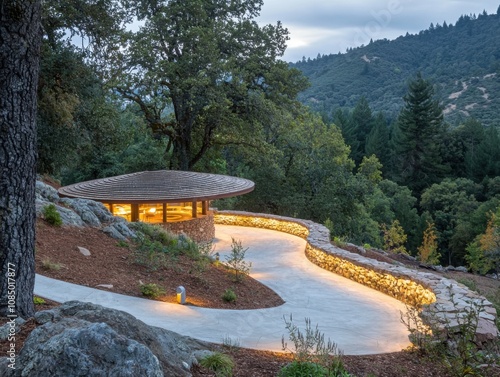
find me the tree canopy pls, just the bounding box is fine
[112,0,308,170]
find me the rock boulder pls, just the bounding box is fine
[2,301,211,377]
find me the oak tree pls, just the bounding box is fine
[114,0,308,170]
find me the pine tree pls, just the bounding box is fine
[366,112,391,174]
[333,108,359,155]
[392,73,447,195]
[467,126,500,180]
[350,97,373,164]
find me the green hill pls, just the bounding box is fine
[293,10,500,126]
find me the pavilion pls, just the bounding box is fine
[58,170,254,241]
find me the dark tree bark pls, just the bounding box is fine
[0,0,42,318]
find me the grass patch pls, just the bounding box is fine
[199,352,234,377]
[33,296,46,305]
[41,258,64,271]
[456,277,478,292]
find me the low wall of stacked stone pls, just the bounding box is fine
[214,211,498,344]
[163,212,215,243]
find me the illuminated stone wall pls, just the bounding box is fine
[215,211,498,343]
[163,213,215,243]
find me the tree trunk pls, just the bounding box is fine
[0,0,42,318]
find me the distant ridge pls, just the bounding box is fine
[293,9,500,126]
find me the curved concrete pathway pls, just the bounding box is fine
[35,225,411,355]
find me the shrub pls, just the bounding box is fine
[33,296,46,305]
[381,220,408,254]
[332,236,347,248]
[281,315,349,375]
[224,238,251,282]
[131,223,213,271]
[278,361,329,377]
[199,352,234,377]
[43,204,62,226]
[139,283,166,299]
[222,288,237,303]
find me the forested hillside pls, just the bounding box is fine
[293,9,500,126]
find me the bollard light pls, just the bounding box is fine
[176,285,186,304]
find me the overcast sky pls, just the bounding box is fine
[256,0,500,62]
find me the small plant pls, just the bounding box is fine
[324,218,334,237]
[224,238,251,282]
[33,296,46,305]
[139,283,166,299]
[116,240,129,248]
[222,335,241,352]
[41,258,63,271]
[278,360,329,377]
[199,352,234,377]
[363,243,371,250]
[281,315,349,376]
[222,288,237,303]
[332,236,347,248]
[43,204,62,226]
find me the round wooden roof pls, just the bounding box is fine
[58,170,255,204]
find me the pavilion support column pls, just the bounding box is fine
[109,204,114,215]
[131,204,139,222]
[162,203,167,223]
[202,201,208,215]
[192,200,198,218]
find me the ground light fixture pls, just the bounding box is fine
[176,286,186,304]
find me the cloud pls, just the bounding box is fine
[257,0,500,62]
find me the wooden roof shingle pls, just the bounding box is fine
[58,170,255,204]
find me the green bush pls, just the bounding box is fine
[33,296,46,305]
[131,223,212,271]
[43,204,62,226]
[139,283,166,299]
[199,352,234,377]
[222,288,237,303]
[278,361,329,377]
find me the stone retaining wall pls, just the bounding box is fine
[163,213,215,243]
[215,211,498,344]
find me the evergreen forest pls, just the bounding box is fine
[36,0,500,273]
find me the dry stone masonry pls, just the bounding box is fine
[215,211,499,345]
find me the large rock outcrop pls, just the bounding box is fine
[1,301,212,377]
[35,179,135,240]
